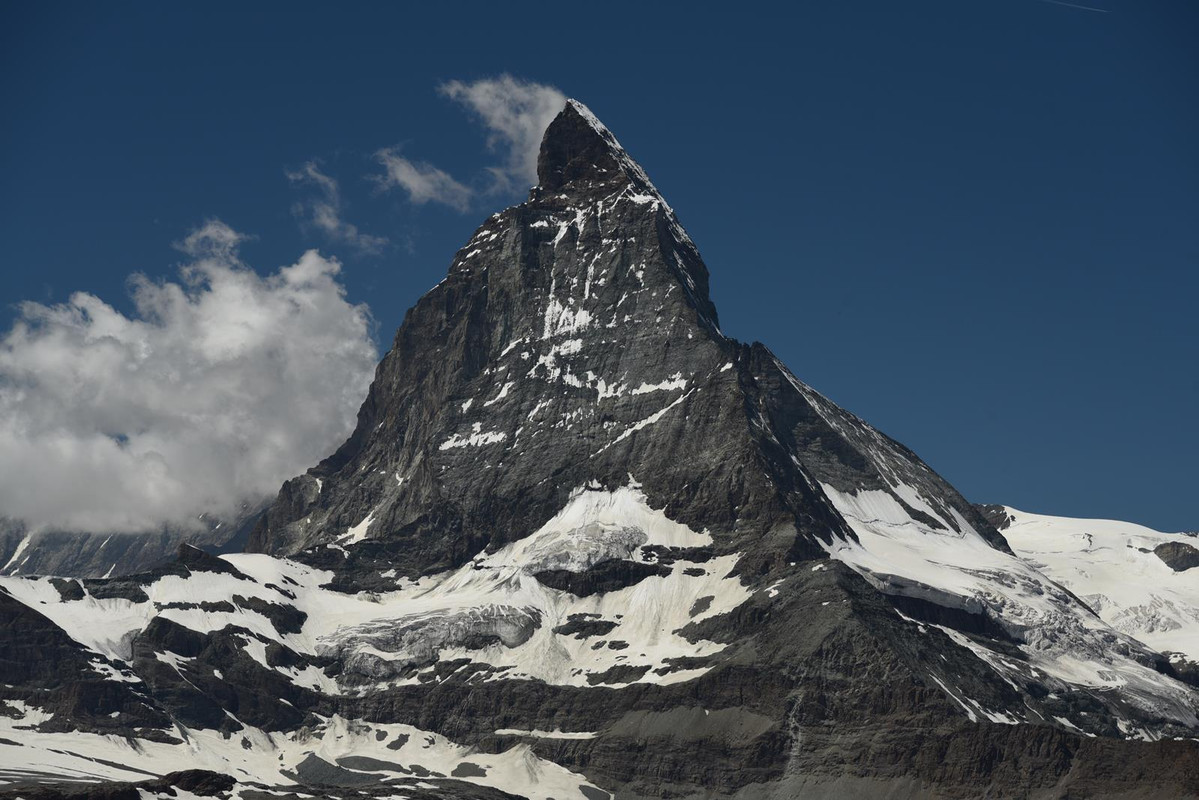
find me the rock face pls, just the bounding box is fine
[2,101,1198,799]
[974,502,1015,531]
[1156,541,1199,572]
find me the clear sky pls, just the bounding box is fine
[1,1,1195,531]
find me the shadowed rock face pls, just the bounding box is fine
[975,502,1015,531]
[2,101,1199,800]
[0,591,175,739]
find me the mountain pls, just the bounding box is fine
[0,506,264,579]
[992,506,1199,679]
[1,100,1198,800]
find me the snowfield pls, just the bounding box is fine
[820,483,1199,734]
[0,482,748,798]
[1002,508,1199,663]
[1,482,746,693]
[0,709,601,799]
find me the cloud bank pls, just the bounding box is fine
[0,221,377,534]
[375,75,566,209]
[287,161,390,254]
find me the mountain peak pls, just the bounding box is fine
[537,99,646,193]
[531,98,714,327]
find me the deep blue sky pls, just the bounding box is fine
[2,1,1195,530]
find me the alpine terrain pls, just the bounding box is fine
[2,101,1197,799]
[0,507,263,580]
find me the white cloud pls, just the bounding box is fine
[287,162,389,255]
[0,221,377,534]
[373,75,566,210]
[373,150,473,211]
[439,75,566,192]
[177,218,247,259]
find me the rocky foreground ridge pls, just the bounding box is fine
[1,101,1198,799]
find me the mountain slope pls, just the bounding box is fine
[1,100,1197,800]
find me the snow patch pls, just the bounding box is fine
[440,423,508,450]
[630,374,687,395]
[341,510,377,546]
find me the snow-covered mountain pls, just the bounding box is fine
[996,506,1199,674]
[0,505,264,580]
[1,100,1197,800]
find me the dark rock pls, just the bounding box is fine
[450,762,487,778]
[336,755,408,774]
[974,502,1015,531]
[233,594,307,634]
[1155,540,1199,572]
[553,614,618,639]
[1165,654,1199,690]
[156,600,236,613]
[586,664,651,685]
[175,542,248,577]
[48,578,85,601]
[689,595,714,617]
[289,753,380,786]
[887,592,1016,642]
[534,560,670,597]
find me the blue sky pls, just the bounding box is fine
[1,1,1195,531]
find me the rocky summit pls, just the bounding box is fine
[2,100,1198,799]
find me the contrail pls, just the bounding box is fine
[1034,0,1110,12]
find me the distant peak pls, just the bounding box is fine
[537,99,642,192]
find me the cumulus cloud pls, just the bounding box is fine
[374,75,566,210]
[287,161,389,255]
[0,220,377,534]
[439,75,566,192]
[373,150,473,211]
